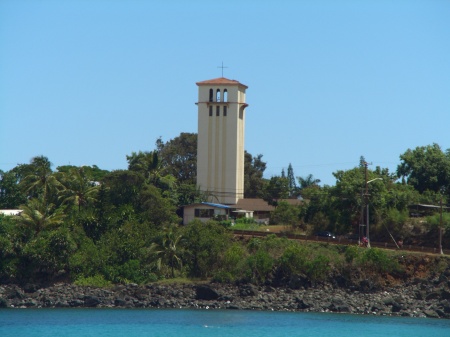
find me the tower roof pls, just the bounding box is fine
[196,77,248,89]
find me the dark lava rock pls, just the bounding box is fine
[288,275,310,290]
[359,279,375,292]
[114,298,127,306]
[23,283,40,293]
[424,309,440,318]
[295,297,311,310]
[441,289,450,300]
[0,297,8,308]
[391,302,403,313]
[239,284,258,297]
[84,295,100,307]
[426,291,441,300]
[195,285,219,300]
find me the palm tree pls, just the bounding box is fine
[297,174,321,190]
[19,156,62,203]
[127,151,159,181]
[57,167,99,211]
[17,198,65,235]
[148,225,185,278]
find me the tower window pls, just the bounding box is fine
[216,106,220,116]
[223,89,228,102]
[209,106,212,116]
[216,89,221,102]
[209,89,213,102]
[223,106,227,116]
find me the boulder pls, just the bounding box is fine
[0,297,8,308]
[23,284,40,293]
[114,298,127,306]
[424,309,440,318]
[425,291,441,300]
[441,289,450,300]
[84,295,100,307]
[295,298,311,310]
[239,284,258,297]
[195,285,219,300]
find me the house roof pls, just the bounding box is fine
[233,198,274,212]
[183,202,231,209]
[202,202,231,209]
[278,199,304,207]
[196,77,248,89]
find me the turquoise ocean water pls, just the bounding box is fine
[1,309,450,337]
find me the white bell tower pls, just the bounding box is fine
[196,77,248,205]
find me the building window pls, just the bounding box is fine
[223,89,228,102]
[216,106,220,116]
[209,106,212,116]
[216,89,221,102]
[194,209,214,218]
[209,89,213,102]
[223,106,227,116]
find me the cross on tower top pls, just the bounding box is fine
[217,62,228,77]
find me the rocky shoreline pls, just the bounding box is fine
[1,279,450,319]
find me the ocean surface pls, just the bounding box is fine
[1,308,450,337]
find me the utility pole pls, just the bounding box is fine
[439,192,444,255]
[362,161,382,249]
[364,162,371,248]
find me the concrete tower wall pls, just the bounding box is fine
[196,78,247,204]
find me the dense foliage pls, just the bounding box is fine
[0,137,449,286]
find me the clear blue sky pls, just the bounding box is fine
[1,0,449,186]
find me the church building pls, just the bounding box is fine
[182,77,276,225]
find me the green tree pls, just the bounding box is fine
[0,169,27,209]
[397,143,450,194]
[19,156,62,204]
[22,227,77,280]
[127,150,162,184]
[181,220,231,278]
[17,198,65,236]
[137,184,179,228]
[102,170,145,207]
[244,152,267,198]
[176,183,205,207]
[58,167,99,211]
[271,201,299,226]
[264,176,289,205]
[57,165,109,182]
[156,133,198,185]
[287,163,297,197]
[149,225,185,278]
[297,174,321,191]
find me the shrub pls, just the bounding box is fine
[306,255,330,281]
[119,259,148,284]
[361,248,396,273]
[212,271,235,283]
[256,234,289,259]
[236,217,257,225]
[278,243,308,275]
[344,245,359,263]
[74,274,112,287]
[221,243,247,275]
[381,208,409,239]
[245,250,274,284]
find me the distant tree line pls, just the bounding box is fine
[0,134,449,285]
